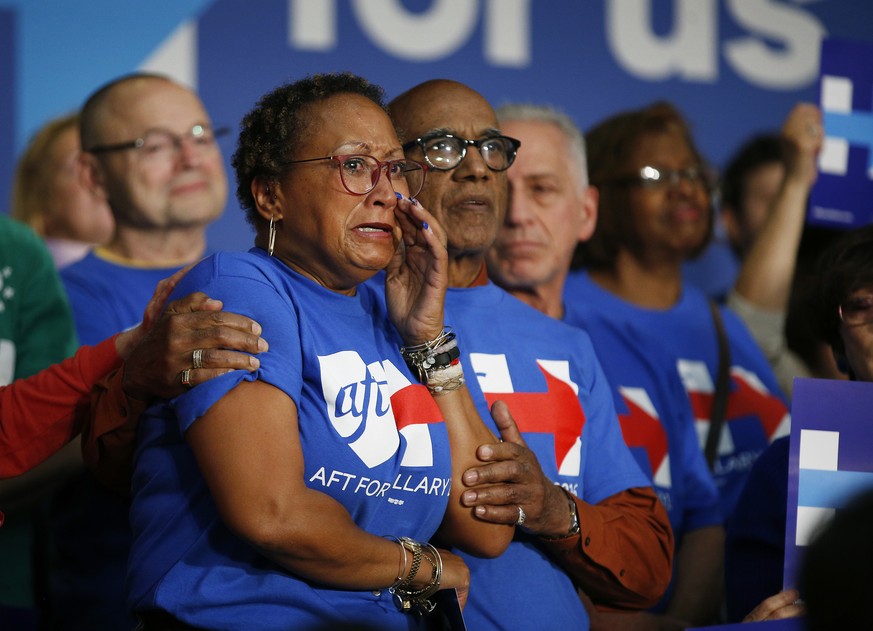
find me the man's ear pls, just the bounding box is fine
[78,152,108,202]
[577,185,599,242]
[252,175,283,222]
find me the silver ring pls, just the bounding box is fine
[192,348,204,370]
[181,369,193,388]
[515,505,526,526]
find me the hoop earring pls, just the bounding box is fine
[267,216,277,256]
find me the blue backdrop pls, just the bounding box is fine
[3,0,873,253]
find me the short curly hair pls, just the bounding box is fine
[812,224,873,361]
[231,72,386,227]
[572,101,712,271]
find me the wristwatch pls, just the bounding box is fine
[567,497,580,535]
[542,492,580,539]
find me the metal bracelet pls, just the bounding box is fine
[400,328,456,383]
[390,538,443,614]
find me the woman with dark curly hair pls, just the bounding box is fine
[126,72,511,630]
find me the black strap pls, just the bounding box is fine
[705,300,731,471]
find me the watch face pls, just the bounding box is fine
[569,500,580,534]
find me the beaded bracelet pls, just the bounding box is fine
[400,328,456,382]
[400,328,466,395]
[426,362,465,395]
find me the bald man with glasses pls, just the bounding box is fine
[389,79,673,631]
[48,72,230,630]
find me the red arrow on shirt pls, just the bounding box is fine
[483,366,587,470]
[688,372,788,439]
[617,392,669,479]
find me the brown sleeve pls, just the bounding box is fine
[537,486,674,611]
[81,364,149,496]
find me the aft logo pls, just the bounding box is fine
[318,351,443,469]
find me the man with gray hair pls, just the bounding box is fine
[487,103,725,629]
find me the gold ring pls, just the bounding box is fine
[192,348,204,370]
[181,369,193,388]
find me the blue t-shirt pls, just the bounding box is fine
[128,250,453,630]
[442,281,651,631]
[60,249,185,345]
[564,271,790,521]
[564,297,723,611]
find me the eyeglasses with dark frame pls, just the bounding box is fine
[402,133,521,172]
[86,124,230,159]
[611,165,711,190]
[839,291,873,327]
[280,154,427,198]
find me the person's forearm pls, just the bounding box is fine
[188,379,453,593]
[664,525,725,625]
[733,175,809,311]
[540,487,674,610]
[432,385,514,557]
[242,485,431,590]
[0,336,121,478]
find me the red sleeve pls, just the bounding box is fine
[0,336,122,478]
[82,364,148,496]
[537,486,675,610]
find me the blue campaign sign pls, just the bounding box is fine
[808,39,873,229]
[784,378,873,590]
[3,1,873,252]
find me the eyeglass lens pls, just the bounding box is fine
[421,135,517,171]
[138,125,222,159]
[336,155,425,197]
[638,166,706,188]
[839,292,873,326]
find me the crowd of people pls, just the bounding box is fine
[0,65,869,631]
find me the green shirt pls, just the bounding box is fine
[0,214,78,608]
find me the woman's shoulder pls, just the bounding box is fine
[172,249,289,301]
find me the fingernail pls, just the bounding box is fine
[257,338,268,351]
[249,356,260,369]
[205,298,222,307]
[422,221,430,232]
[251,322,263,335]
[479,446,492,459]
[395,192,403,200]
[474,506,486,516]
[463,491,476,504]
[410,197,419,205]
[463,470,478,485]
